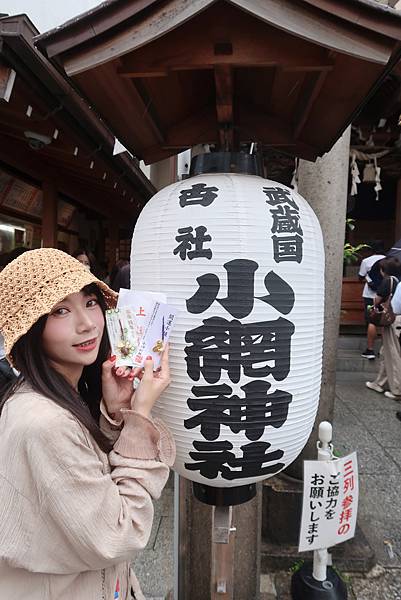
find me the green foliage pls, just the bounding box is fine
[344,218,369,264]
[332,565,351,585]
[343,242,369,265]
[289,559,305,574]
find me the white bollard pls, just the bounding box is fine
[312,421,334,582]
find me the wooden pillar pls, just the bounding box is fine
[42,180,58,248]
[177,478,261,599]
[394,178,401,240]
[108,221,119,271]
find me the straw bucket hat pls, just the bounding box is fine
[0,248,117,361]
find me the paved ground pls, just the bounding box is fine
[132,364,401,599]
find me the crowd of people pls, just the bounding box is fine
[359,241,401,421]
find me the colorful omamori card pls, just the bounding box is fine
[105,307,140,367]
[106,290,177,368]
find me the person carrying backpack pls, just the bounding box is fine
[358,241,386,359]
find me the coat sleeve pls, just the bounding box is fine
[24,408,175,574]
[99,398,123,444]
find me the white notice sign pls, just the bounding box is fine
[298,452,358,552]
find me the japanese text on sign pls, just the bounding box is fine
[298,452,358,552]
[263,186,304,264]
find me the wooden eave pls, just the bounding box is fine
[0,14,155,221]
[36,0,401,164]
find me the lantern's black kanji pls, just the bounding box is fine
[185,316,294,383]
[263,186,299,210]
[185,439,284,480]
[186,260,295,318]
[184,380,292,440]
[173,225,212,260]
[179,183,219,208]
[272,234,303,263]
[271,205,303,235]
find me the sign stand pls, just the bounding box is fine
[291,422,348,599]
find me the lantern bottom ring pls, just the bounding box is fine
[193,482,256,506]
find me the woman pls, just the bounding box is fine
[366,257,401,400]
[0,248,174,599]
[72,247,92,269]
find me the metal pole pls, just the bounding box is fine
[211,506,236,600]
[313,422,333,582]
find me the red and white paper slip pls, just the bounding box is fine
[117,288,167,337]
[298,452,358,552]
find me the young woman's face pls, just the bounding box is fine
[76,253,91,270]
[42,290,104,378]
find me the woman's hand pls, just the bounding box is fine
[102,356,141,419]
[131,345,171,418]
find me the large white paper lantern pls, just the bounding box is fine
[131,163,324,490]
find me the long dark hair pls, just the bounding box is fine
[380,257,401,278]
[0,284,112,453]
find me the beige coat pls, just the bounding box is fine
[0,383,175,599]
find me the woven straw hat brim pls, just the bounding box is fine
[0,261,117,361]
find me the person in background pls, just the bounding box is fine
[72,248,104,280]
[72,248,92,271]
[389,283,401,422]
[366,257,401,399]
[109,259,129,291]
[358,240,386,359]
[111,261,130,292]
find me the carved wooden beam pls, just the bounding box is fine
[214,65,234,150]
[0,63,16,103]
[293,70,330,140]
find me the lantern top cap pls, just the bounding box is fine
[189,152,264,177]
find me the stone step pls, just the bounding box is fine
[337,335,381,352]
[336,349,378,373]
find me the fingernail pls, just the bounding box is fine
[110,355,116,362]
[116,368,122,375]
[146,355,152,360]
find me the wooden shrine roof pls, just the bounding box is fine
[0,14,155,222]
[36,0,401,165]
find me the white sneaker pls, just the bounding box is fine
[384,391,401,400]
[365,381,384,393]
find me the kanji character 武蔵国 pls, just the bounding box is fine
[270,204,303,235]
[263,186,299,211]
[272,234,303,264]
